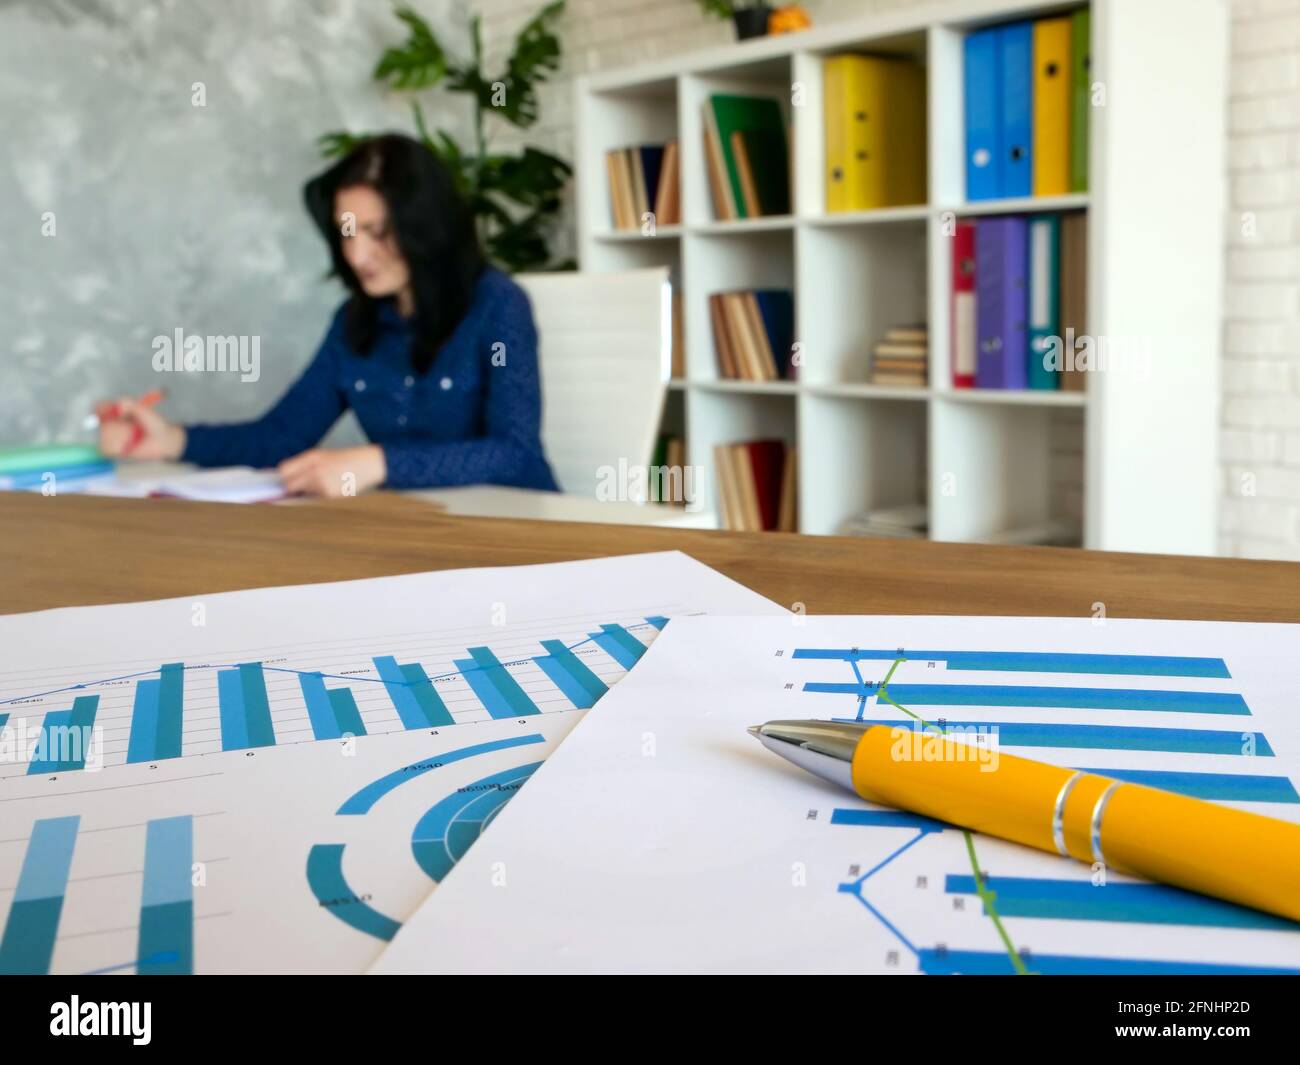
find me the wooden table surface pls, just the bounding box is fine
[2,492,1299,622]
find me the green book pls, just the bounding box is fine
[707,94,789,220]
[1071,8,1091,192]
[0,443,104,475]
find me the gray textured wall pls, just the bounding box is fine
[1,0,466,445]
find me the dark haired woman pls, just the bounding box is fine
[97,134,559,496]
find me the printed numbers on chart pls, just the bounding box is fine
[784,682,794,690]
[774,649,784,656]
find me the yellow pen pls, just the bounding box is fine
[750,720,1300,923]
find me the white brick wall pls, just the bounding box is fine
[476,0,1300,559]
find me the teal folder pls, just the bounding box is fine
[1027,214,1061,390]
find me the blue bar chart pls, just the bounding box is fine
[0,813,196,975]
[0,815,79,974]
[800,637,1300,975]
[28,696,99,774]
[0,614,667,776]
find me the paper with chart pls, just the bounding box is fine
[0,552,783,973]
[375,614,1300,974]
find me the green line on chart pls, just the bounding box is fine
[874,658,1030,975]
[962,829,1033,975]
[876,657,938,731]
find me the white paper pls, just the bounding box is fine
[376,614,1300,974]
[0,552,784,973]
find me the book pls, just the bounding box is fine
[702,120,735,220]
[709,289,796,381]
[705,94,789,220]
[1059,211,1088,392]
[654,140,681,225]
[713,440,792,531]
[777,448,797,532]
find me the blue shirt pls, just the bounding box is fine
[182,266,559,491]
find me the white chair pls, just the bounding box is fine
[514,267,671,499]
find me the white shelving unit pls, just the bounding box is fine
[574,0,1226,553]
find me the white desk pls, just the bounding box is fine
[405,485,714,528]
[88,462,715,528]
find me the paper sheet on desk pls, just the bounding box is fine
[0,552,784,973]
[77,466,287,502]
[372,614,1300,975]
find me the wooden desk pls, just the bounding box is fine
[2,492,1298,622]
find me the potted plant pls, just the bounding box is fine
[697,1,772,40]
[319,3,572,273]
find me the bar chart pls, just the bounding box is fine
[0,611,671,778]
[794,641,1300,974]
[794,645,1298,804]
[0,812,196,975]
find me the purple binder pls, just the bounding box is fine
[975,215,1028,389]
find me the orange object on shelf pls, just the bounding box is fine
[768,5,811,34]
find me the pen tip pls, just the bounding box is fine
[747,724,763,739]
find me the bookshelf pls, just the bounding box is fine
[574,0,1226,553]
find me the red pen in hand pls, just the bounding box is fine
[87,388,167,454]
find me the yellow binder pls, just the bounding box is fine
[1032,17,1072,197]
[824,55,926,211]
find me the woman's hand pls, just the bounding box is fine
[97,396,186,460]
[278,445,387,498]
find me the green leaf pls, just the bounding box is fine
[489,0,565,128]
[374,5,448,90]
[697,0,734,17]
[480,147,571,209]
[317,129,375,158]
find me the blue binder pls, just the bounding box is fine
[999,21,1034,198]
[964,28,1001,201]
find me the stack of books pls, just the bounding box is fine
[951,211,1086,391]
[702,94,791,220]
[605,141,681,230]
[713,439,797,532]
[0,443,112,490]
[823,54,927,211]
[835,503,929,539]
[708,289,795,382]
[964,9,1090,200]
[870,325,928,387]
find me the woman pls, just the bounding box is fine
[98,134,559,497]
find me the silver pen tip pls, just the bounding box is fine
[747,724,763,739]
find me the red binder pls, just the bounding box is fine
[952,221,977,388]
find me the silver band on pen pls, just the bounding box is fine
[1090,781,1122,864]
[1051,770,1086,857]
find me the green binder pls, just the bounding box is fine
[1071,8,1091,192]
[706,94,789,219]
